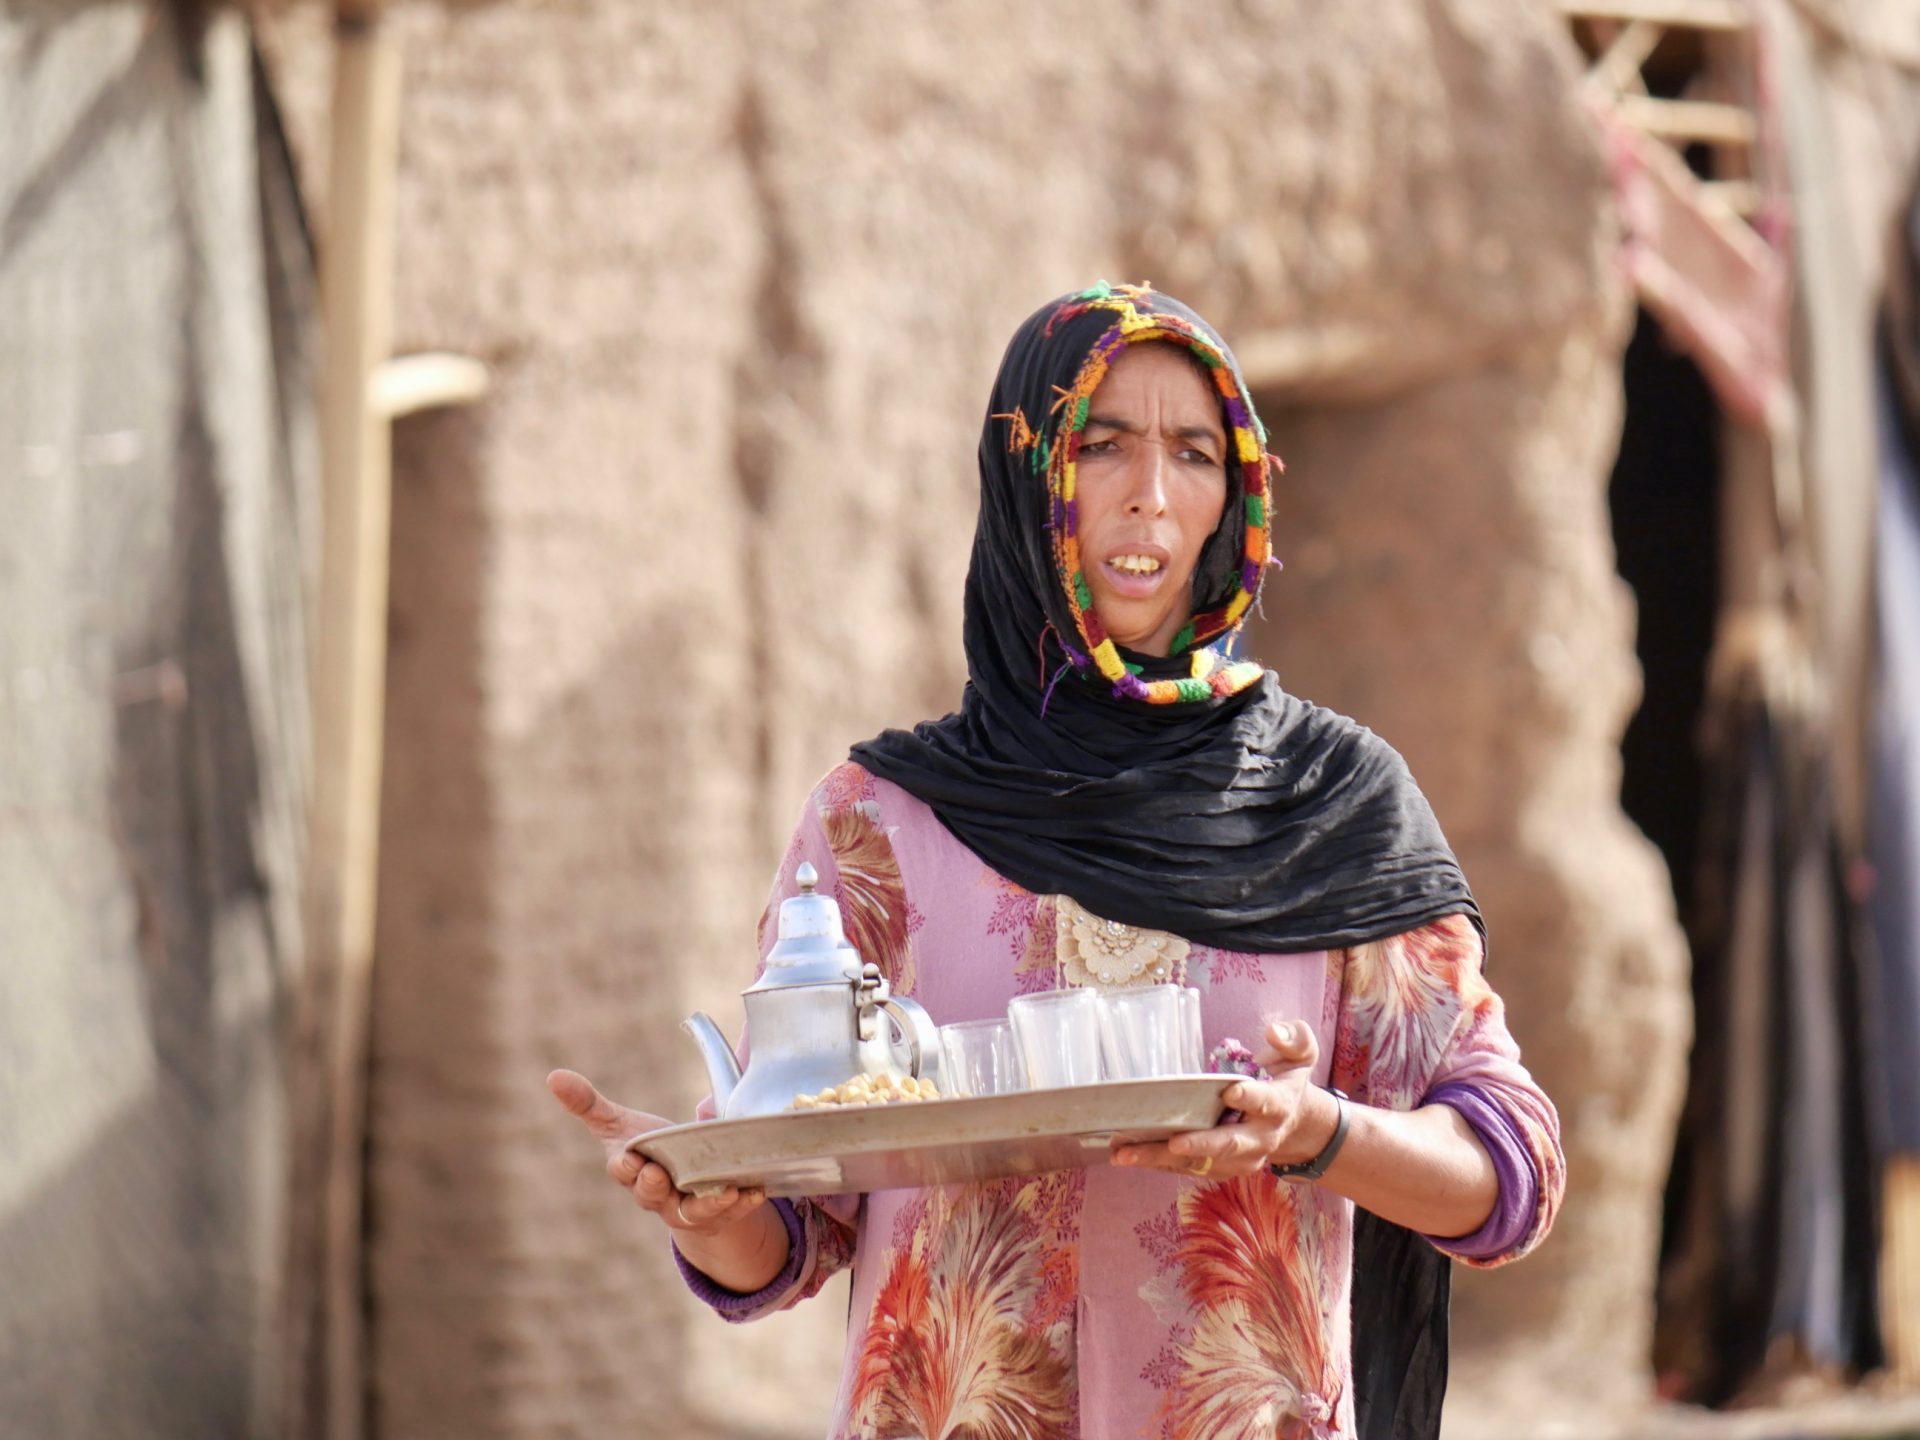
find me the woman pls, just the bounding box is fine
[551,283,1563,1440]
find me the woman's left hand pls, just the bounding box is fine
[1110,1018,1341,1181]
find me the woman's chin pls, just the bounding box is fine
[1094,608,1182,657]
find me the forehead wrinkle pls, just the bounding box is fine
[1082,413,1225,445]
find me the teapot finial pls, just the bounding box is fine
[796,861,819,893]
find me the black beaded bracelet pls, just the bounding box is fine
[1269,1087,1350,1183]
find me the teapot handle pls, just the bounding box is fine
[877,995,945,1091]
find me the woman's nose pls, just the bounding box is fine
[1124,447,1170,515]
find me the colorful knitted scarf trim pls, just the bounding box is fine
[1002,282,1275,707]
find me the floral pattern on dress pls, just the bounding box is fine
[979,871,1059,993]
[819,796,918,995]
[687,770,1564,1436]
[1140,1177,1342,1440]
[1333,913,1492,1108]
[818,760,880,811]
[1328,913,1565,1269]
[1197,946,1267,988]
[848,1174,1083,1440]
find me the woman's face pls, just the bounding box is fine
[1073,343,1230,657]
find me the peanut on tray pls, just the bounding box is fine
[791,1072,942,1110]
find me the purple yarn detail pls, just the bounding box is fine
[1207,1039,1264,1125]
[1064,498,1078,531]
[1095,329,1127,361]
[1223,395,1251,429]
[1269,555,1285,571]
[672,1197,808,1322]
[1421,1081,1540,1260]
[1114,673,1150,700]
[1240,559,1262,591]
[1039,660,1073,718]
[1208,1039,1263,1079]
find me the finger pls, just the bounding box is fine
[1167,1125,1264,1165]
[628,1160,676,1204]
[671,1187,743,1227]
[1113,1138,1259,1176]
[548,1069,627,1136]
[1110,1140,1181,1171]
[1222,1079,1295,1122]
[548,1067,597,1113]
[1115,1138,1220,1169]
[1252,1020,1318,1072]
[700,1189,768,1230]
[606,1145,646,1188]
[550,1069,674,1145]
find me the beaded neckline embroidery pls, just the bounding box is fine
[1053,892,1191,989]
[1008,281,1277,707]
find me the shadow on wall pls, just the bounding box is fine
[369,392,751,1432]
[367,401,520,1432]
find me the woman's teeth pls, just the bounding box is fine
[1111,555,1161,575]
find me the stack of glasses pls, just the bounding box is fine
[938,985,1206,1098]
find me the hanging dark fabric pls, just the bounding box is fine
[1654,689,1885,1401]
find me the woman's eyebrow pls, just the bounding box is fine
[1083,413,1225,446]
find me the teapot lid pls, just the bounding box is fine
[747,862,865,991]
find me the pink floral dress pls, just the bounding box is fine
[676,763,1564,1440]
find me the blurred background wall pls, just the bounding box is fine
[6,1,1920,1437]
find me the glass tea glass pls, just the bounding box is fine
[1179,987,1205,1073]
[939,1018,1028,1098]
[1007,987,1104,1088]
[1097,985,1192,1079]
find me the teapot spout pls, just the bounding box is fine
[681,1012,742,1113]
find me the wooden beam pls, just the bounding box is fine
[1557,0,1750,31]
[369,352,489,419]
[1615,93,1757,146]
[310,4,400,1439]
[1888,1156,1920,1383]
[1589,18,1666,93]
[1702,178,1763,217]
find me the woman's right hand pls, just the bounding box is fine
[546,1069,783,1281]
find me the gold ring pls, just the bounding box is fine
[1191,1156,1213,1177]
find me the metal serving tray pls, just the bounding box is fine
[628,1075,1234,1198]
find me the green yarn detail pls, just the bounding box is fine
[1072,394,1089,430]
[1175,678,1212,703]
[1124,662,1144,675]
[1074,281,1113,301]
[1072,573,1093,610]
[1193,347,1224,369]
[1245,494,1267,528]
[1170,622,1196,654]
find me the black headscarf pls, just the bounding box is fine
[852,283,1477,1440]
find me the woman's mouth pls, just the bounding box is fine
[1101,552,1169,598]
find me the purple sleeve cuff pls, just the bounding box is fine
[1420,1081,1539,1260]
[672,1197,808,1322]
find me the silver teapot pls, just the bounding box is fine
[682,862,943,1119]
